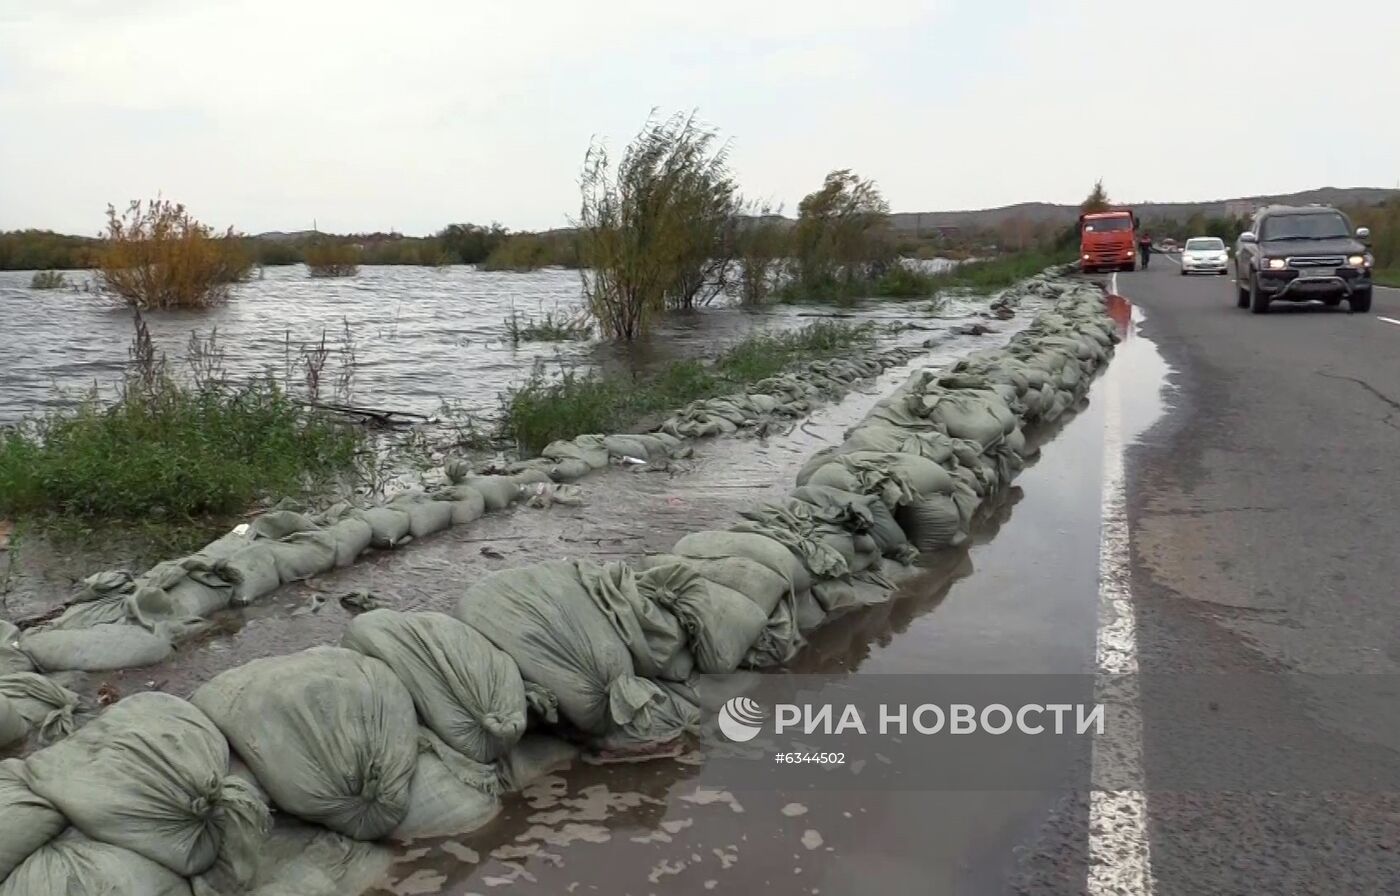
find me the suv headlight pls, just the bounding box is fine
[1265,258,1287,270]
[1347,254,1371,268]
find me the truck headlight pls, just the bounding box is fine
[1347,255,1370,268]
[1265,258,1287,270]
[1082,253,1090,260]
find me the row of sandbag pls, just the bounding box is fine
[0,602,596,893]
[6,344,922,686]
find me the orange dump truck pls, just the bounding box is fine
[1079,210,1138,273]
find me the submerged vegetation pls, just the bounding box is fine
[503,306,593,344]
[0,314,362,524]
[500,320,874,453]
[95,199,252,309]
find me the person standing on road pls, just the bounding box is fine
[1137,230,1153,267]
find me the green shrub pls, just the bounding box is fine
[0,319,362,522]
[503,307,593,343]
[304,243,360,278]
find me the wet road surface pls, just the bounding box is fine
[1114,260,1400,895]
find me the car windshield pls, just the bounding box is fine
[1260,213,1349,241]
[1084,217,1132,232]
[1185,239,1224,251]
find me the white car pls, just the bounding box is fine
[1180,237,1229,275]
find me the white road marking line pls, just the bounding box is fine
[1087,281,1155,896]
[1378,316,1400,327]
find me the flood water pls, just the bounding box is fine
[0,263,956,426]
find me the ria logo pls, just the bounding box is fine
[717,696,767,743]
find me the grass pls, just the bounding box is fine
[499,320,875,454]
[503,307,593,344]
[929,248,1071,292]
[1373,268,1400,288]
[29,270,67,290]
[0,317,363,526]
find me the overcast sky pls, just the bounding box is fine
[2,0,1397,236]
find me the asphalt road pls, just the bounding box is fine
[1115,260,1400,894]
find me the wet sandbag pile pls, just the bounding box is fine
[657,350,920,440]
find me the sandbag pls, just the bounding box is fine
[324,517,373,566]
[429,484,487,525]
[641,561,768,675]
[462,476,521,511]
[0,831,193,896]
[136,558,234,622]
[542,435,609,470]
[455,560,689,742]
[348,506,412,549]
[341,610,528,763]
[216,542,281,603]
[387,494,454,539]
[638,551,789,617]
[391,731,501,842]
[918,390,1016,448]
[192,647,418,841]
[896,495,968,551]
[0,695,24,748]
[673,530,811,594]
[248,510,317,540]
[0,758,67,882]
[587,562,688,680]
[265,530,338,584]
[743,596,803,669]
[20,623,173,672]
[25,691,269,880]
[245,820,392,896]
[0,622,31,674]
[0,672,84,744]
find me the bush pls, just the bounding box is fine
[789,169,895,296]
[0,230,95,271]
[499,321,873,453]
[29,270,67,290]
[304,243,361,278]
[95,200,251,309]
[578,112,738,340]
[0,316,362,521]
[503,307,593,343]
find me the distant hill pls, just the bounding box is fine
[887,186,1400,232]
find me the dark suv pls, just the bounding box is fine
[1234,205,1374,314]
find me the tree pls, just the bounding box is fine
[437,223,509,265]
[733,201,790,304]
[577,111,736,340]
[790,169,893,295]
[1080,179,1111,216]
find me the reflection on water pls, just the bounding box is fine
[0,265,956,425]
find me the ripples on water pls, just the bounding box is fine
[0,262,956,425]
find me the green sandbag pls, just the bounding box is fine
[462,476,521,511]
[25,691,270,880]
[673,530,812,594]
[0,831,193,896]
[429,484,487,524]
[806,452,953,509]
[588,562,688,680]
[455,560,689,743]
[249,510,318,540]
[918,390,1016,448]
[638,552,789,617]
[341,610,528,763]
[324,517,373,566]
[265,531,338,584]
[391,730,501,842]
[793,588,827,633]
[20,623,173,672]
[0,622,31,674]
[0,695,25,748]
[790,486,909,558]
[842,425,957,466]
[0,672,84,744]
[639,561,767,675]
[192,647,418,841]
[896,494,969,551]
[542,435,609,470]
[349,506,412,548]
[47,570,133,630]
[387,493,454,539]
[216,543,281,604]
[0,758,67,882]
[743,596,803,669]
[245,819,391,896]
[137,558,234,621]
